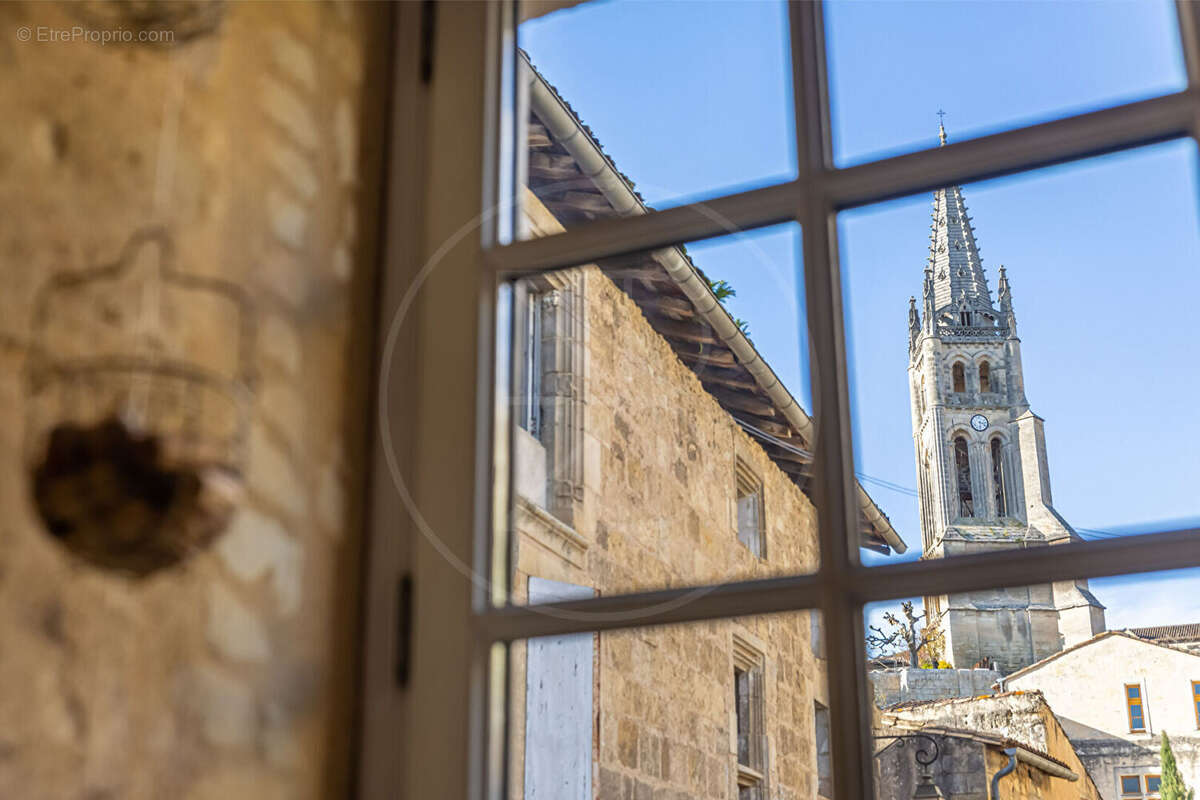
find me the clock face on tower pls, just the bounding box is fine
[970,414,989,432]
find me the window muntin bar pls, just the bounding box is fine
[477,527,1200,643]
[484,92,1199,278]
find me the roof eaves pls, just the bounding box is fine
[520,51,906,555]
[1004,630,1200,685]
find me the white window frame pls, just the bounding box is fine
[363,2,1200,798]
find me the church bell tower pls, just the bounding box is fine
[908,122,1105,674]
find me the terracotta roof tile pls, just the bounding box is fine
[1126,623,1200,643]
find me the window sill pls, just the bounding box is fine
[736,764,766,787]
[516,496,590,570]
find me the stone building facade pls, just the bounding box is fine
[875,692,1104,800]
[508,253,829,800]
[504,60,908,800]
[908,123,1105,673]
[508,192,837,800]
[1004,631,1200,800]
[0,3,390,798]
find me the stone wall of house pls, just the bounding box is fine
[881,691,1105,800]
[0,3,388,797]
[508,244,827,798]
[876,728,1104,800]
[876,735,991,800]
[871,667,1001,708]
[981,745,1101,800]
[1004,633,1200,800]
[1072,736,1200,800]
[1004,633,1200,743]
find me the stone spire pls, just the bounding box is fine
[927,183,993,315]
[925,118,995,318]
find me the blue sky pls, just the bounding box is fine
[522,0,1199,629]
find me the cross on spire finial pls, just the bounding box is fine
[937,109,947,146]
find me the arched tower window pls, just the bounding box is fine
[979,361,991,393]
[954,435,974,517]
[991,437,1007,517]
[952,362,966,393]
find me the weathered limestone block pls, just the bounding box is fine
[871,667,1002,708]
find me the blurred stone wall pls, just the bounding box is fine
[0,2,389,797]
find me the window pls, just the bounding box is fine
[1147,774,1162,796]
[1193,681,1200,727]
[733,639,766,800]
[1127,683,1146,731]
[954,435,974,517]
[960,310,971,326]
[376,7,1200,800]
[1123,775,1145,796]
[952,361,966,393]
[979,360,991,393]
[736,459,766,558]
[519,290,543,437]
[991,437,1007,516]
[814,702,833,798]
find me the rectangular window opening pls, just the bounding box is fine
[1122,775,1144,796]
[520,289,544,439]
[814,701,832,799]
[1146,774,1162,796]
[736,459,766,559]
[1126,684,1145,732]
[733,636,766,800]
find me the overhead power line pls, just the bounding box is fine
[853,472,1128,541]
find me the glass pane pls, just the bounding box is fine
[826,0,1186,166]
[507,609,827,800]
[840,141,1200,567]
[516,0,795,233]
[865,567,1200,800]
[495,224,912,605]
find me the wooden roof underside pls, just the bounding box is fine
[527,109,892,554]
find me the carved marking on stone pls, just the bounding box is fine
[24,228,255,576]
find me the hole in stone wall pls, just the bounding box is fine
[31,415,240,577]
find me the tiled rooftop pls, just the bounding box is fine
[1126,623,1200,643]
